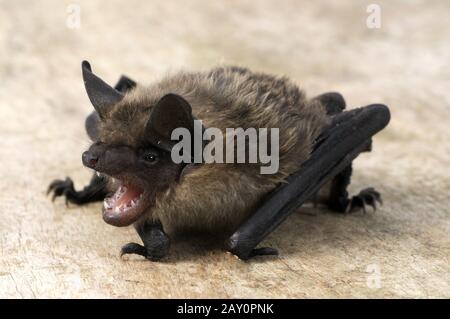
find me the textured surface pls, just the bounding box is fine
[0,0,449,298]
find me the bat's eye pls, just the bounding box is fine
[142,152,159,164]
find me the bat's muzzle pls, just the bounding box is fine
[82,142,135,175]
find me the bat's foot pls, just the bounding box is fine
[47,177,75,204]
[347,187,382,213]
[314,91,346,115]
[120,228,170,261]
[47,173,107,205]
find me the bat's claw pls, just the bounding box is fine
[47,177,75,202]
[120,234,170,262]
[347,187,382,213]
[229,246,279,260]
[120,242,147,258]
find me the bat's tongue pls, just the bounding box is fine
[117,186,142,207]
[102,185,144,227]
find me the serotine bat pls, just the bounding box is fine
[48,61,390,260]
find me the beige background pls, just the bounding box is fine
[0,0,449,298]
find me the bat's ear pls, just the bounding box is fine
[84,75,137,141]
[82,60,124,119]
[114,75,137,93]
[145,94,194,151]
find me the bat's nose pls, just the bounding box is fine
[82,151,98,168]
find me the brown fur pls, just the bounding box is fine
[98,66,329,235]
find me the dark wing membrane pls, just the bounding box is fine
[228,104,391,259]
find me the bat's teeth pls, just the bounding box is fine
[114,206,121,214]
[96,171,100,177]
[114,186,126,199]
[103,198,113,210]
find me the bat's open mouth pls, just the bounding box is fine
[102,183,146,227]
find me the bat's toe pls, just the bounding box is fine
[347,187,382,213]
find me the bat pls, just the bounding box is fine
[48,61,390,261]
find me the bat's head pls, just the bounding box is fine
[81,61,194,227]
